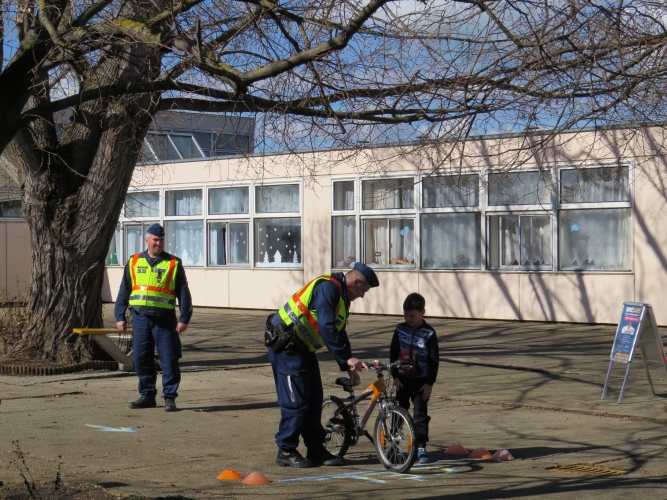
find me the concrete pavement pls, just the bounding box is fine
[2,305,667,499]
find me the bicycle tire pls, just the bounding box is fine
[322,397,353,457]
[373,404,418,473]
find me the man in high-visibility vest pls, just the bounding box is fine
[115,223,193,412]
[266,262,379,468]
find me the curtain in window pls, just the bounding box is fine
[489,171,551,206]
[422,175,479,208]
[332,216,356,267]
[125,225,149,258]
[255,218,301,266]
[228,223,249,264]
[421,213,480,269]
[208,222,226,266]
[362,179,414,210]
[166,220,204,266]
[105,225,121,265]
[559,209,631,270]
[255,185,299,213]
[501,216,521,265]
[209,187,249,214]
[560,167,629,203]
[364,219,388,265]
[519,216,551,266]
[333,181,355,211]
[125,192,160,218]
[166,189,202,216]
[389,219,415,265]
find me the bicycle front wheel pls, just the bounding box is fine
[373,405,418,473]
[322,397,352,457]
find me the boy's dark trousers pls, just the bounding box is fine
[395,377,431,447]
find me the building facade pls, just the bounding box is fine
[4,124,667,325]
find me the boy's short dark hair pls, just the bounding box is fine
[403,293,425,312]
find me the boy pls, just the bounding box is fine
[390,293,439,463]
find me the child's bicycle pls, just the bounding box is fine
[321,360,418,473]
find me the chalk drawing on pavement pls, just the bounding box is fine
[278,464,458,484]
[86,424,136,432]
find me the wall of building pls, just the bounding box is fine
[10,128,667,325]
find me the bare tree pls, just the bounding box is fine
[1,0,667,362]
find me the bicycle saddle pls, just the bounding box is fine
[335,376,354,392]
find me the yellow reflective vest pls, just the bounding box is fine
[278,275,348,352]
[128,254,179,311]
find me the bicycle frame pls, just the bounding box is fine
[333,373,391,436]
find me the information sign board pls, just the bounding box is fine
[602,302,667,403]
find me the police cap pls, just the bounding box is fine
[353,262,379,288]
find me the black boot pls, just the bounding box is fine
[128,396,156,409]
[276,449,314,468]
[307,446,345,466]
[164,399,177,412]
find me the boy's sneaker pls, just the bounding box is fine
[418,447,429,464]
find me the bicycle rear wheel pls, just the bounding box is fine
[322,397,353,457]
[373,405,418,473]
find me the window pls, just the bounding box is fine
[209,187,249,215]
[125,223,157,258]
[208,222,249,266]
[488,214,552,268]
[170,135,204,159]
[146,134,180,161]
[363,218,414,267]
[333,181,355,211]
[166,189,202,216]
[0,200,22,218]
[488,171,551,206]
[125,191,160,218]
[255,218,301,267]
[362,178,414,210]
[421,213,481,269]
[559,166,631,271]
[256,185,299,213]
[332,216,356,268]
[213,134,251,156]
[423,174,479,208]
[106,225,121,265]
[165,220,204,266]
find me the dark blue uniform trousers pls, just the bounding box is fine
[131,311,182,400]
[268,346,326,451]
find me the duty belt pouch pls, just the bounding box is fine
[264,315,279,347]
[264,315,293,353]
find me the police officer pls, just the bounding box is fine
[266,262,379,468]
[115,223,193,412]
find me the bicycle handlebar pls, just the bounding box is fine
[365,359,402,372]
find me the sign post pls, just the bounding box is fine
[601,302,667,403]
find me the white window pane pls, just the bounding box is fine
[170,135,204,159]
[209,187,249,214]
[560,166,629,203]
[362,178,414,210]
[559,209,631,271]
[125,191,160,218]
[496,215,551,268]
[255,218,301,266]
[125,225,149,258]
[147,134,180,161]
[166,189,202,216]
[229,223,249,264]
[489,171,551,205]
[255,185,299,213]
[333,181,355,211]
[106,225,121,265]
[421,213,481,269]
[165,220,204,266]
[208,222,226,266]
[332,216,356,268]
[422,175,479,208]
[363,218,414,268]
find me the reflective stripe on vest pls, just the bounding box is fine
[128,254,178,310]
[278,275,348,353]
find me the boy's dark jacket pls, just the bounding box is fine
[389,320,439,385]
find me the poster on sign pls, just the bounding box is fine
[602,302,667,403]
[609,304,645,363]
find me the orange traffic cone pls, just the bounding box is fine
[468,447,492,459]
[217,469,243,480]
[491,449,514,461]
[445,443,469,455]
[242,471,271,485]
